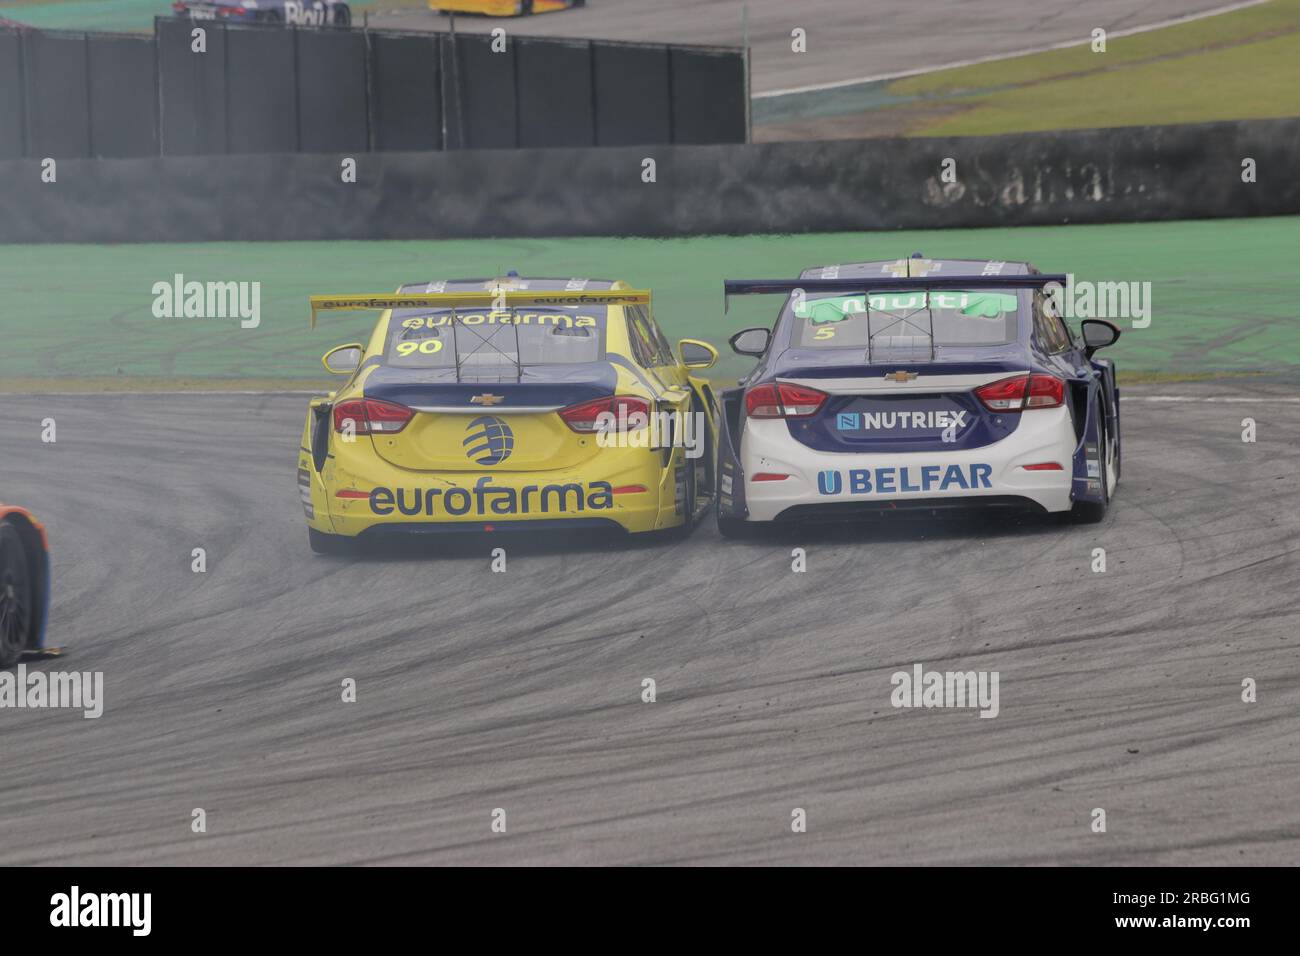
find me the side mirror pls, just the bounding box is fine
[729,327,771,358]
[678,338,718,370]
[322,343,364,374]
[1080,319,1120,357]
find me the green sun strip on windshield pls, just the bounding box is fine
[794,292,1019,323]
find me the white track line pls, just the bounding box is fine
[754,0,1269,99]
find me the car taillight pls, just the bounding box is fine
[974,374,1064,412]
[744,382,828,419]
[1024,374,1066,408]
[332,398,414,435]
[559,396,651,433]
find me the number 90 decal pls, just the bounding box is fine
[396,338,444,357]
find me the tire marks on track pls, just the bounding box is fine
[0,381,1297,864]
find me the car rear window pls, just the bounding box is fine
[385,307,605,368]
[789,291,1019,349]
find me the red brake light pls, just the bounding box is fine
[974,375,1064,412]
[1024,374,1065,408]
[973,376,1025,411]
[559,396,651,433]
[745,382,828,419]
[332,398,414,435]
[744,383,782,417]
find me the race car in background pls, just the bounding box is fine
[299,276,719,553]
[172,0,352,25]
[0,504,50,667]
[715,256,1122,537]
[429,0,585,17]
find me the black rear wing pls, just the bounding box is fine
[722,275,1069,312]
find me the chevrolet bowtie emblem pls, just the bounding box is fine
[884,371,918,383]
[470,393,505,406]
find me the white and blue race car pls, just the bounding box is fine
[172,0,352,25]
[714,256,1122,536]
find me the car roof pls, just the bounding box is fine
[797,258,1035,280]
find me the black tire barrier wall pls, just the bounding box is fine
[24,32,91,160]
[369,33,441,153]
[157,17,228,155]
[669,47,747,146]
[515,37,595,149]
[447,33,518,150]
[297,28,369,154]
[0,21,746,159]
[88,35,158,158]
[1,117,1294,245]
[592,42,671,147]
[226,26,298,154]
[0,31,25,159]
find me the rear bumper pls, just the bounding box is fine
[774,495,1048,522]
[360,517,626,537]
[738,408,1076,522]
[298,437,681,537]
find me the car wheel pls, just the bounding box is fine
[333,4,351,26]
[1069,398,1112,524]
[1105,396,1121,490]
[0,522,33,666]
[308,527,352,555]
[660,448,698,540]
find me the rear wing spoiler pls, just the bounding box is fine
[722,275,1069,312]
[309,290,652,328]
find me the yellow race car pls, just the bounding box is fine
[429,0,583,18]
[299,276,720,553]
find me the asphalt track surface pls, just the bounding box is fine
[373,0,1245,94]
[2,377,1298,865]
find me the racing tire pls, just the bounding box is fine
[308,527,353,555]
[0,522,33,667]
[1068,398,1113,524]
[333,4,351,26]
[666,454,698,540]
